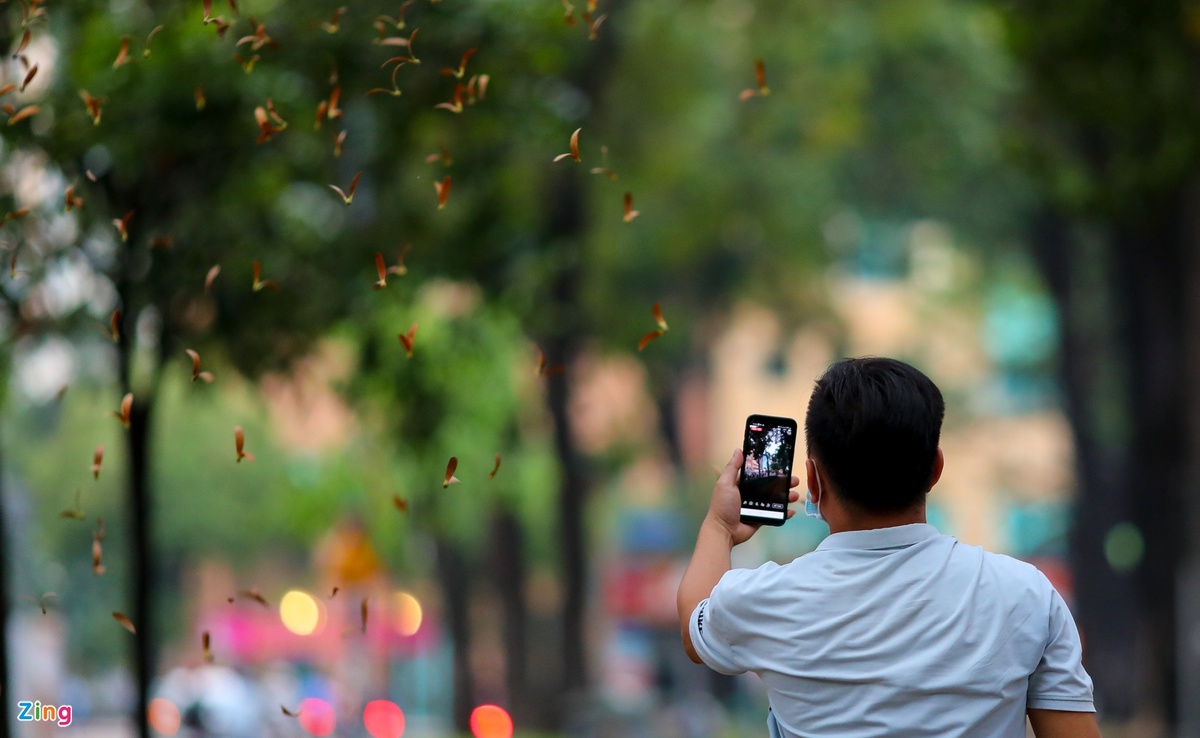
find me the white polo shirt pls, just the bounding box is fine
[689,524,1094,738]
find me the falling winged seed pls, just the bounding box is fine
[489,454,502,480]
[392,495,408,514]
[202,631,213,663]
[623,192,640,223]
[14,29,30,58]
[251,260,279,292]
[38,593,56,615]
[587,12,607,40]
[239,589,269,607]
[398,322,418,358]
[652,302,669,331]
[113,37,132,68]
[554,128,582,163]
[111,392,133,428]
[110,309,121,343]
[440,47,476,79]
[330,587,340,599]
[113,612,136,633]
[375,253,388,289]
[637,329,664,352]
[20,64,37,92]
[389,246,410,276]
[92,535,105,575]
[8,105,39,126]
[740,58,770,100]
[92,444,104,479]
[113,211,134,241]
[435,176,452,209]
[281,705,301,718]
[638,303,668,350]
[60,488,84,519]
[327,86,343,120]
[144,25,164,57]
[235,426,255,462]
[443,457,460,488]
[361,597,369,633]
[205,265,220,292]
[329,170,362,204]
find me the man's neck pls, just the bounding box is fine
[826,506,927,535]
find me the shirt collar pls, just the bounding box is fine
[814,523,941,552]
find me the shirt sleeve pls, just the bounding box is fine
[688,568,756,675]
[1027,587,1095,712]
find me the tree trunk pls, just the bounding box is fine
[124,394,155,738]
[654,371,688,477]
[489,510,528,720]
[435,537,473,731]
[1179,181,1200,736]
[546,313,588,702]
[1033,197,1194,725]
[1028,209,1137,718]
[0,423,11,738]
[1112,206,1189,724]
[536,3,630,717]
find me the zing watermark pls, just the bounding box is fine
[17,701,73,727]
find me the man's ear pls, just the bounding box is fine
[806,458,820,505]
[928,448,944,491]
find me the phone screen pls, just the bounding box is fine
[739,414,798,525]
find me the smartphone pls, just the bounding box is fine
[738,414,798,526]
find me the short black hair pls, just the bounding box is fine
[804,357,945,514]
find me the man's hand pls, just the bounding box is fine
[680,449,802,664]
[705,448,800,545]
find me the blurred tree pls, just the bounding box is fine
[574,0,1023,467]
[999,0,1200,724]
[0,0,575,733]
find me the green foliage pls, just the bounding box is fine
[585,0,1026,365]
[998,0,1200,219]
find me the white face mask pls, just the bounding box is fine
[805,459,826,522]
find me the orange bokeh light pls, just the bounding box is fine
[148,698,181,736]
[392,591,422,636]
[470,704,513,738]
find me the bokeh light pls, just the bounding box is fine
[470,704,513,738]
[393,591,423,636]
[1104,522,1144,572]
[298,697,336,736]
[363,700,406,738]
[280,590,320,635]
[147,698,181,736]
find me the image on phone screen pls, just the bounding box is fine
[739,414,797,525]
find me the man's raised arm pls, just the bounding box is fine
[1027,709,1102,738]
